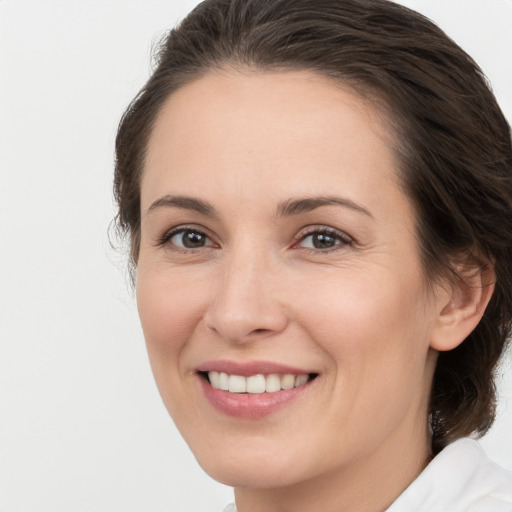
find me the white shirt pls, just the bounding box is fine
[388,438,512,511]
[223,438,512,512]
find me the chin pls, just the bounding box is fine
[188,434,310,489]
[199,456,304,489]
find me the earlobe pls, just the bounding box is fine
[430,264,495,352]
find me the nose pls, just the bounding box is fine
[204,246,289,344]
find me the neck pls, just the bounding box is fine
[234,419,432,512]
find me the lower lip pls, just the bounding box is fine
[199,376,310,419]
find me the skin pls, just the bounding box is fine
[136,70,491,512]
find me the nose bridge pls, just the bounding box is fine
[205,238,287,342]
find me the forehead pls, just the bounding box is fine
[146,69,394,156]
[141,70,405,218]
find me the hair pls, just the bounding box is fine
[114,0,512,450]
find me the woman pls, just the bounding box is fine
[114,0,512,510]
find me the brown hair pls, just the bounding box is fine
[114,0,512,449]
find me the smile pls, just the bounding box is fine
[197,362,318,418]
[207,371,311,394]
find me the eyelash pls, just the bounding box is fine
[294,226,353,253]
[156,225,353,253]
[156,225,215,252]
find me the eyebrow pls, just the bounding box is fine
[146,194,372,219]
[277,196,373,218]
[147,195,217,217]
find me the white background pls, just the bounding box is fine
[0,1,511,511]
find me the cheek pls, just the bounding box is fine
[136,268,206,377]
[294,264,432,384]
[293,268,434,448]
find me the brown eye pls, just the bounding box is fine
[298,228,351,251]
[310,232,338,249]
[170,229,213,249]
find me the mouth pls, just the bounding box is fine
[196,361,318,419]
[199,371,317,394]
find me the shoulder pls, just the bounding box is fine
[388,438,512,511]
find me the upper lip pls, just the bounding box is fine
[196,359,315,376]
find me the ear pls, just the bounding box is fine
[430,263,495,352]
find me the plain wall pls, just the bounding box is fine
[0,1,511,511]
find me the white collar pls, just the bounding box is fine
[387,438,512,511]
[223,439,512,512]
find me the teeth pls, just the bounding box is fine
[281,374,295,390]
[207,372,311,394]
[228,374,246,393]
[247,374,266,394]
[209,371,220,389]
[265,374,281,393]
[219,372,229,391]
[295,374,309,387]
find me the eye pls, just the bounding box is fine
[160,227,215,250]
[296,228,352,251]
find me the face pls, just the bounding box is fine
[137,70,441,489]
